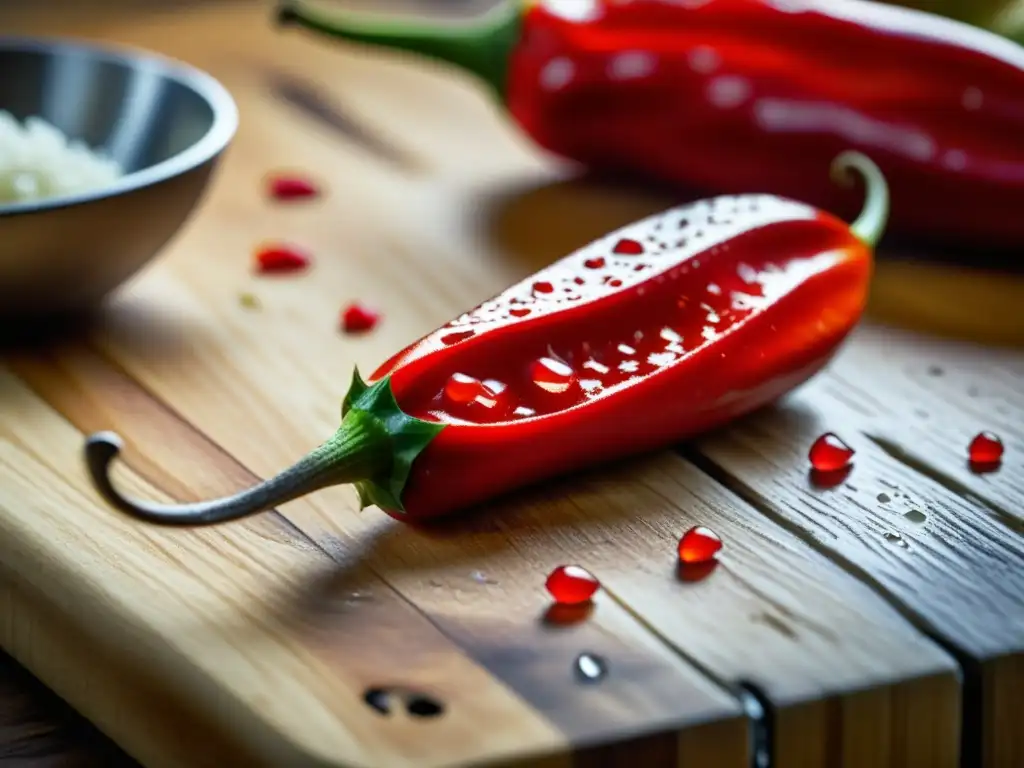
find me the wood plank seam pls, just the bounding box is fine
[24,329,961,766]
[364,551,760,765]
[2,365,581,768]
[63,346,757,754]
[678,447,976,767]
[593,584,766,766]
[865,434,1024,536]
[8,353,752,767]
[25,341,346,560]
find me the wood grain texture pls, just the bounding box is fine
[0,648,134,767]
[6,4,961,767]
[690,368,1024,768]
[5,351,749,767]
[822,325,1024,523]
[0,368,593,768]
[1,1,1021,767]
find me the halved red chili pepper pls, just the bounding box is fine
[276,0,1024,251]
[83,152,887,525]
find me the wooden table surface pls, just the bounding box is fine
[1,1,1024,767]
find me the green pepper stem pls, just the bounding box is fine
[84,371,445,526]
[830,151,890,249]
[85,411,390,526]
[275,0,524,101]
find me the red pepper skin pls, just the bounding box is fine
[81,154,886,529]
[279,0,1024,251]
[504,0,1024,250]
[373,190,873,520]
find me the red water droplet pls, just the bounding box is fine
[340,302,379,333]
[584,257,605,269]
[574,276,586,285]
[444,373,487,405]
[440,330,474,345]
[968,431,1003,465]
[545,565,600,605]
[678,526,722,564]
[267,174,320,201]
[809,433,855,472]
[613,238,644,255]
[532,281,554,294]
[510,307,532,318]
[254,243,311,274]
[530,357,576,394]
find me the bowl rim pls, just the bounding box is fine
[0,34,239,217]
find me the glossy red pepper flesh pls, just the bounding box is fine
[81,152,887,526]
[277,0,1024,251]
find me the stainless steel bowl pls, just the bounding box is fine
[0,36,238,317]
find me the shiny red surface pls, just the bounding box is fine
[505,0,1024,249]
[267,174,320,201]
[371,191,871,519]
[968,431,1004,464]
[254,243,312,274]
[678,526,723,564]
[808,432,855,472]
[545,565,601,604]
[340,302,380,333]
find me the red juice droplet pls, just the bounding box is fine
[510,307,532,318]
[583,257,605,269]
[440,330,475,345]
[530,357,576,394]
[613,238,644,255]
[532,281,554,294]
[254,243,311,274]
[267,174,320,201]
[809,433,855,472]
[678,526,722,564]
[545,565,600,605]
[340,302,380,333]
[968,431,1003,465]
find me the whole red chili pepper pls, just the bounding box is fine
[84,152,887,525]
[276,0,1024,251]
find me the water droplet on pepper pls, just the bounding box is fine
[530,357,576,394]
[809,433,855,472]
[440,330,475,345]
[445,373,487,405]
[968,431,1003,466]
[678,525,722,564]
[340,302,379,333]
[545,565,600,605]
[612,238,644,255]
[254,243,311,274]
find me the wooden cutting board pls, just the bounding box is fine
[2,2,1023,767]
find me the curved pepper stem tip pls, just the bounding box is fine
[830,151,890,250]
[83,373,444,527]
